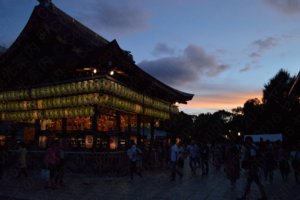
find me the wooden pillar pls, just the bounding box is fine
[92,105,100,150]
[61,118,67,138]
[116,111,121,149]
[127,114,132,145]
[127,115,132,133]
[137,114,141,145]
[116,111,121,133]
[34,119,41,145]
[150,118,155,151]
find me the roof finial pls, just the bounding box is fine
[38,0,52,7]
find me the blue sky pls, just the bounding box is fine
[0,0,300,115]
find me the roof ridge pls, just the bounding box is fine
[48,3,109,46]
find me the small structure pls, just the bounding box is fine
[243,133,283,143]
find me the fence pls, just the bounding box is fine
[6,149,166,177]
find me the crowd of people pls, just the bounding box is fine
[164,137,300,200]
[0,136,300,199]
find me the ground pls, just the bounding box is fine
[0,161,299,200]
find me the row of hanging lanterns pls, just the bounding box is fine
[0,106,94,121]
[144,108,170,120]
[0,78,175,115]
[106,95,143,114]
[0,93,101,111]
[0,89,30,101]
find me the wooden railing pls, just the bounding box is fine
[6,149,168,176]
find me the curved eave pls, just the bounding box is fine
[107,41,194,104]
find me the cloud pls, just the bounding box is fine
[67,0,149,34]
[139,44,229,86]
[240,65,252,73]
[264,0,300,15]
[152,43,175,56]
[253,37,278,51]
[250,37,278,59]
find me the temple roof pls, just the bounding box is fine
[0,1,193,104]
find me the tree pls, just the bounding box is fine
[259,69,300,142]
[242,98,263,134]
[160,111,195,141]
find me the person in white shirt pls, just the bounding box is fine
[127,140,142,180]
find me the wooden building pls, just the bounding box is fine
[0,0,193,150]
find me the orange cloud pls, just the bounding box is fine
[179,90,262,114]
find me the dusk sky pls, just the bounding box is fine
[0,0,300,115]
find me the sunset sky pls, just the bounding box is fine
[0,0,300,115]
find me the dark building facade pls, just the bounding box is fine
[0,0,193,150]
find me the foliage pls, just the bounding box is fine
[160,69,300,144]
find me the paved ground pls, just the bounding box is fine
[0,161,299,200]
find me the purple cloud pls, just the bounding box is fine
[240,65,252,72]
[264,0,300,15]
[62,0,149,34]
[250,37,278,58]
[139,44,229,86]
[152,43,175,56]
[253,37,278,51]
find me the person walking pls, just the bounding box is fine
[127,140,142,180]
[278,142,291,181]
[170,139,183,181]
[224,142,240,187]
[0,145,6,179]
[237,136,267,200]
[291,142,300,183]
[55,139,65,187]
[44,140,61,189]
[201,142,210,176]
[187,140,200,175]
[177,142,185,176]
[16,142,28,178]
[262,141,276,184]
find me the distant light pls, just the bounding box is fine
[238,132,241,136]
[109,70,114,76]
[93,69,97,74]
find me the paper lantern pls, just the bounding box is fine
[61,85,67,95]
[99,79,105,90]
[85,135,93,149]
[93,93,99,104]
[94,79,101,90]
[88,80,94,92]
[66,97,71,106]
[32,111,38,119]
[37,111,43,119]
[31,89,37,98]
[50,87,56,95]
[64,109,69,117]
[66,84,72,94]
[83,81,88,92]
[89,107,95,116]
[70,83,75,93]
